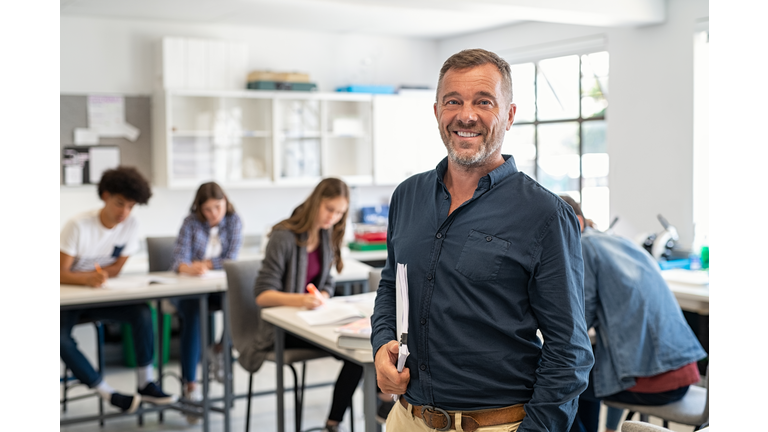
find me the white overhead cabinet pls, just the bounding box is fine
[372,94,445,184]
[152,90,374,188]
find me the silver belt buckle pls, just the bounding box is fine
[421,405,451,431]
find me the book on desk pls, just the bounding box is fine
[336,317,372,350]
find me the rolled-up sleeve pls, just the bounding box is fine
[519,205,594,432]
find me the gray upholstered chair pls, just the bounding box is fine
[620,421,674,432]
[146,236,177,272]
[606,366,709,431]
[368,268,382,292]
[223,259,329,432]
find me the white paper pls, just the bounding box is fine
[87,95,141,141]
[180,270,226,280]
[64,165,83,186]
[89,147,121,183]
[74,128,100,145]
[661,269,709,286]
[104,275,178,289]
[395,263,410,373]
[297,303,365,326]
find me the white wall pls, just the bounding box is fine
[60,16,439,94]
[438,0,709,247]
[60,16,434,237]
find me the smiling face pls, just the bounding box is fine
[201,198,227,227]
[434,63,516,169]
[315,196,349,231]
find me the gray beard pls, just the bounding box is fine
[442,132,504,168]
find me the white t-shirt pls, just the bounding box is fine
[60,209,140,272]
[204,226,222,260]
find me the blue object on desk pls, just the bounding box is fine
[336,85,396,94]
[361,205,389,224]
[658,258,691,270]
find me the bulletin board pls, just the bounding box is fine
[60,94,153,185]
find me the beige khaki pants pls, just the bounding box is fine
[385,399,522,432]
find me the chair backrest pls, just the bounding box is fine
[146,236,177,272]
[223,260,271,373]
[368,268,382,292]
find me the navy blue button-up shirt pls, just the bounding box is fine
[371,155,594,432]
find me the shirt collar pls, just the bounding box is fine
[435,154,519,190]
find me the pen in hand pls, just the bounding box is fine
[306,283,326,304]
[93,263,107,287]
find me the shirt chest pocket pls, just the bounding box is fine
[455,230,510,281]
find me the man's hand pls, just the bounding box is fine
[375,340,410,395]
[86,270,108,287]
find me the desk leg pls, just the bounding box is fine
[221,291,232,432]
[362,364,381,432]
[275,327,285,432]
[200,295,210,432]
[156,299,164,423]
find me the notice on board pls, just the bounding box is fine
[80,95,141,142]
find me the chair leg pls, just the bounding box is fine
[287,364,301,432]
[95,322,105,427]
[625,411,635,421]
[246,373,254,432]
[349,401,355,432]
[663,420,669,429]
[639,414,649,422]
[62,365,69,413]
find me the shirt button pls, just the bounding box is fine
[436,233,442,239]
[420,364,427,371]
[420,318,426,325]
[444,195,448,200]
[486,236,492,242]
[427,274,433,280]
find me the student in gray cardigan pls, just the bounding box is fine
[254,178,361,432]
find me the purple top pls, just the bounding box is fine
[305,247,322,292]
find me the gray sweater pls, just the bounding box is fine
[241,228,336,372]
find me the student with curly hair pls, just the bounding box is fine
[60,166,175,413]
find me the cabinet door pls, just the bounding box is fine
[372,94,445,185]
[323,99,373,185]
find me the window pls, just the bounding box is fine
[502,51,610,229]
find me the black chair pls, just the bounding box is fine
[224,259,330,432]
[146,236,177,272]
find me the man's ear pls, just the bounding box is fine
[577,215,585,232]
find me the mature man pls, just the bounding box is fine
[371,48,594,432]
[559,196,707,432]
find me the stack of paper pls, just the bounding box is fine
[297,303,365,326]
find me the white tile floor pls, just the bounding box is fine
[59,323,701,432]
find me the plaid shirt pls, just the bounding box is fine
[171,213,243,271]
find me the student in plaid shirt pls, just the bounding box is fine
[170,182,242,422]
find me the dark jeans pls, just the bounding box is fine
[570,367,689,432]
[285,333,364,423]
[171,293,223,383]
[61,304,154,387]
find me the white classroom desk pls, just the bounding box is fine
[261,293,380,432]
[661,270,710,315]
[60,272,232,432]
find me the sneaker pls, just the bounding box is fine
[376,399,395,423]
[182,384,202,425]
[207,345,225,383]
[110,392,141,413]
[138,382,177,405]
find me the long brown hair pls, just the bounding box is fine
[190,182,235,222]
[273,178,350,272]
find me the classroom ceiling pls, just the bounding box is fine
[60,0,666,39]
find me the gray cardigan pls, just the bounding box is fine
[242,228,336,372]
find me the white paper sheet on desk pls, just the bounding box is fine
[297,303,365,326]
[104,275,177,290]
[180,270,226,279]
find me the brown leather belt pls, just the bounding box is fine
[398,397,526,432]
